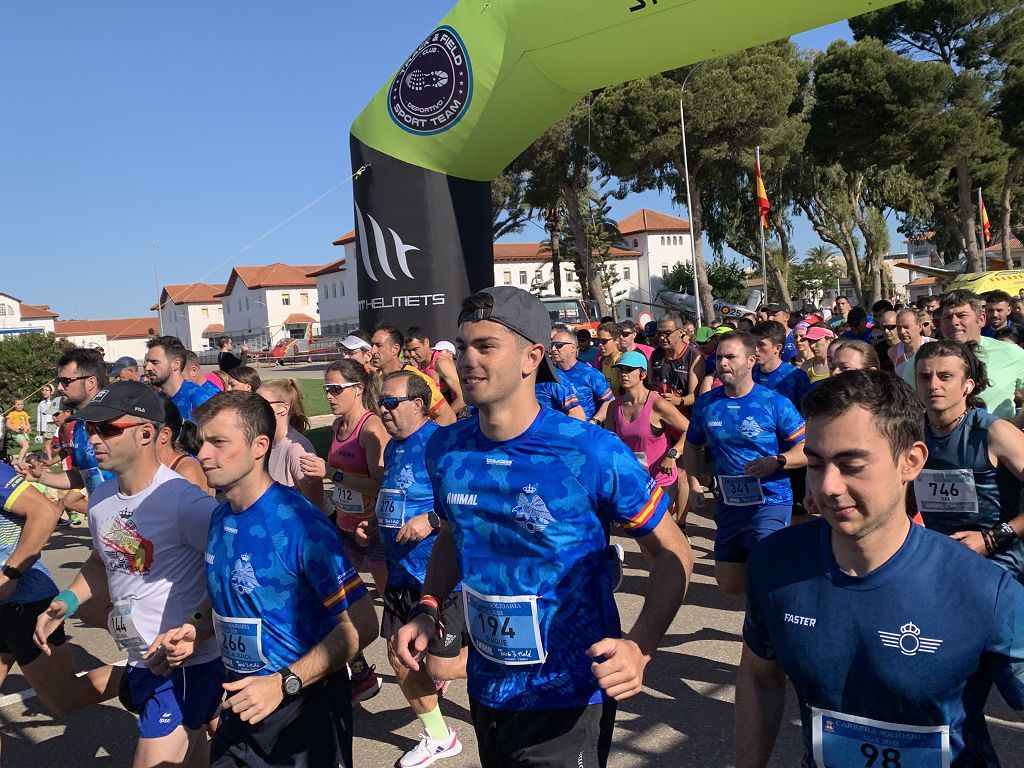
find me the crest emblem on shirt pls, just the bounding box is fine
[230,553,261,596]
[513,485,555,534]
[878,622,943,657]
[396,465,416,491]
[738,416,763,439]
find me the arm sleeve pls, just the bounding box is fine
[987,571,1024,711]
[300,514,369,618]
[597,433,668,537]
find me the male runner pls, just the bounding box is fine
[339,332,373,367]
[982,290,1018,337]
[144,335,215,422]
[110,356,141,382]
[750,321,811,410]
[735,370,1024,768]
[615,320,654,362]
[217,336,247,373]
[394,287,693,767]
[371,326,457,426]
[647,313,700,410]
[683,332,806,596]
[33,381,222,768]
[763,304,797,362]
[595,322,622,391]
[403,327,466,414]
[378,371,468,766]
[549,329,614,425]
[183,391,378,767]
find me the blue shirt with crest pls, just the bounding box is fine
[425,407,667,710]
[0,463,58,605]
[555,361,613,419]
[534,382,581,415]
[170,380,215,424]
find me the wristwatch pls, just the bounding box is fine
[774,454,787,468]
[279,666,302,697]
[1,564,23,580]
[427,511,441,531]
[992,522,1019,552]
[666,448,680,460]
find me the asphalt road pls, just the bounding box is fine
[3,514,1023,767]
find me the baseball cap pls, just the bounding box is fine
[431,340,456,356]
[693,326,714,344]
[73,381,165,423]
[764,303,790,315]
[804,326,836,342]
[848,307,868,325]
[340,335,371,352]
[612,350,649,371]
[803,313,823,325]
[109,356,138,376]
[457,286,557,382]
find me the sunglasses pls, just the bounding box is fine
[324,382,359,396]
[881,324,897,331]
[377,395,415,411]
[656,329,680,337]
[56,375,90,387]
[550,341,575,349]
[85,420,144,439]
[597,337,615,345]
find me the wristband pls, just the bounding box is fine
[54,589,79,616]
[408,594,444,638]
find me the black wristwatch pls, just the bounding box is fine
[427,511,441,531]
[279,666,302,697]
[992,522,1019,552]
[1,564,23,580]
[666,448,680,460]
[774,454,787,468]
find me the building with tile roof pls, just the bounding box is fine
[151,282,227,351]
[217,263,323,348]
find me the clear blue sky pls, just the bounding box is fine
[0,4,878,320]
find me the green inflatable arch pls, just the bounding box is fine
[349,0,898,338]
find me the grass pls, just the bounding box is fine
[296,378,331,417]
[307,425,334,458]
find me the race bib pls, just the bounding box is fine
[82,466,105,495]
[108,598,146,653]
[331,484,364,516]
[718,474,765,506]
[376,489,407,530]
[213,612,270,674]
[913,469,978,515]
[812,708,950,768]
[463,583,545,665]
[633,451,649,469]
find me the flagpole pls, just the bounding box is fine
[977,187,987,272]
[757,146,768,304]
[679,74,702,327]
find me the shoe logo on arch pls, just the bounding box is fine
[355,201,421,283]
[446,492,477,506]
[878,622,943,657]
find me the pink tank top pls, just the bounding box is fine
[615,393,677,487]
[327,411,375,523]
[423,351,448,395]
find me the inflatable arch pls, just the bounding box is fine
[350,0,898,340]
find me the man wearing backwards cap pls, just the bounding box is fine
[110,357,141,382]
[394,286,693,767]
[33,381,223,768]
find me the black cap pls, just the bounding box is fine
[764,303,790,314]
[74,381,165,423]
[848,306,868,324]
[457,287,558,382]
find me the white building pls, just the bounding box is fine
[310,231,359,336]
[219,263,322,348]
[0,292,59,337]
[492,208,694,324]
[152,282,226,352]
[54,317,159,363]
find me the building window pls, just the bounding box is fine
[662,265,669,277]
[201,307,209,319]
[245,297,250,311]
[519,271,528,285]
[565,270,574,283]
[672,236,678,245]
[0,304,9,315]
[660,236,666,245]
[299,292,309,306]
[625,305,632,318]
[331,283,337,299]
[238,299,242,311]
[633,239,638,247]
[623,267,631,281]
[503,271,512,285]
[340,282,345,297]
[282,293,291,306]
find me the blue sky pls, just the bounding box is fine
[0,4,873,320]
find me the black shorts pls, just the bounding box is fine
[380,586,469,659]
[211,669,352,768]
[0,596,67,666]
[471,699,617,768]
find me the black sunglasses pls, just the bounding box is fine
[377,395,415,411]
[56,375,90,387]
[550,341,575,349]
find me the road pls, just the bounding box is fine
[2,513,1023,767]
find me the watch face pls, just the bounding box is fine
[284,676,301,695]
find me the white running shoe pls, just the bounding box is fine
[399,729,463,767]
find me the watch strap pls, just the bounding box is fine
[2,563,23,580]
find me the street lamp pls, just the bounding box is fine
[679,66,703,327]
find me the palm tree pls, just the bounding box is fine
[805,245,838,269]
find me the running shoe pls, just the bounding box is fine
[350,664,382,704]
[68,512,83,526]
[399,729,462,767]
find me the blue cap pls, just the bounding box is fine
[109,356,138,376]
[612,350,648,371]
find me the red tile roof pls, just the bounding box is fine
[152,282,226,310]
[333,230,356,246]
[56,317,159,340]
[493,243,642,262]
[307,258,346,278]
[202,323,224,335]
[617,209,690,236]
[19,303,58,319]
[284,313,316,325]
[907,276,941,287]
[986,237,1023,253]
[218,263,320,297]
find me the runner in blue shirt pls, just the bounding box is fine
[683,332,807,597]
[736,370,1024,768]
[166,391,377,768]
[377,371,469,767]
[144,336,215,423]
[549,329,613,424]
[534,381,585,419]
[750,320,811,410]
[393,287,693,768]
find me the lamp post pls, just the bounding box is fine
[679,66,702,327]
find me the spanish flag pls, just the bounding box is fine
[980,196,991,244]
[755,156,770,230]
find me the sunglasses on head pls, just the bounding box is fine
[323,382,359,396]
[85,420,144,439]
[56,375,90,387]
[377,395,415,411]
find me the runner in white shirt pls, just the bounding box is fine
[33,381,222,768]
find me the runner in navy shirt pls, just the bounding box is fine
[144,336,215,423]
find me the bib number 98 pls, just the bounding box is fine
[861,743,901,768]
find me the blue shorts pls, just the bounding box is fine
[126,658,225,739]
[713,504,791,563]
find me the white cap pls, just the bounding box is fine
[431,340,456,355]
[340,335,371,351]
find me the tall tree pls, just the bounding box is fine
[491,168,532,239]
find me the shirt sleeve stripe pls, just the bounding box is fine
[599,389,614,403]
[322,573,365,609]
[786,426,806,443]
[621,485,664,532]
[3,478,29,512]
